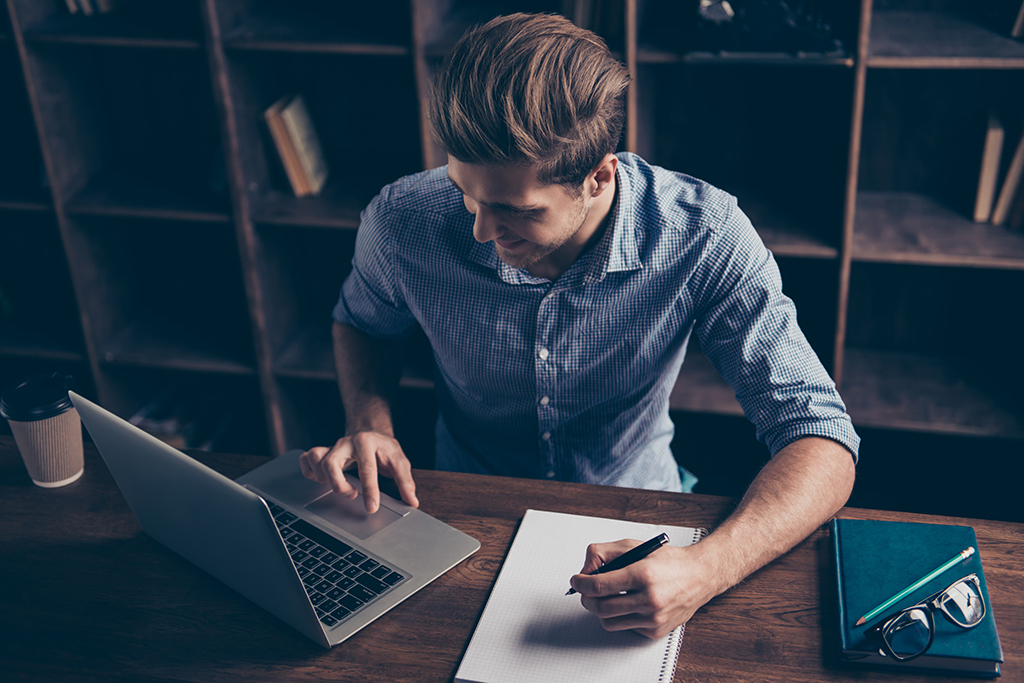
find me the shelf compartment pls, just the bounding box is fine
[0,213,86,363]
[641,64,851,254]
[13,1,203,49]
[842,348,1024,439]
[272,323,434,391]
[868,11,1024,69]
[250,185,362,229]
[735,191,839,259]
[669,350,743,416]
[224,50,421,225]
[221,2,411,55]
[853,192,1024,269]
[98,316,256,376]
[0,44,49,207]
[635,0,859,68]
[22,43,229,217]
[64,169,230,223]
[66,216,256,376]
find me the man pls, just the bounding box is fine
[300,12,859,639]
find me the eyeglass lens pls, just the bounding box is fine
[885,609,932,658]
[939,579,984,627]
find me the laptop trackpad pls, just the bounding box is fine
[305,492,401,541]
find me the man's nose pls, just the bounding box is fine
[472,208,503,243]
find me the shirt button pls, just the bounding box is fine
[546,470,556,478]
[540,396,550,406]
[541,431,551,440]
[538,348,549,360]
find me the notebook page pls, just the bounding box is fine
[455,509,705,683]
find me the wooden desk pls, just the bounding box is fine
[1,435,1020,682]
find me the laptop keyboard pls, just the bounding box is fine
[266,501,406,629]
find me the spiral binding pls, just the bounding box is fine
[659,624,685,681]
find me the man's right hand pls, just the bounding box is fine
[299,432,419,514]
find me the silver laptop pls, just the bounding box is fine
[69,391,479,648]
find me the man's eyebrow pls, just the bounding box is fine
[447,175,544,213]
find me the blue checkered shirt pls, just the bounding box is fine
[333,153,859,492]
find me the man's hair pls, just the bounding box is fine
[429,13,630,195]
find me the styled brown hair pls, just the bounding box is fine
[429,13,630,195]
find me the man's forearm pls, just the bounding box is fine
[695,436,856,596]
[332,321,403,436]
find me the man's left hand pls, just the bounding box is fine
[570,539,718,639]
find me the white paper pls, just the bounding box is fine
[455,509,705,683]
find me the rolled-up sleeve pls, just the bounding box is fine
[332,188,418,342]
[689,199,860,461]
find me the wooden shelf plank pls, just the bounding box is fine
[0,324,85,362]
[853,192,1024,269]
[842,348,1024,439]
[868,11,1024,69]
[21,13,201,50]
[64,170,231,224]
[669,350,744,416]
[223,11,408,56]
[638,46,853,67]
[272,323,433,390]
[0,198,50,213]
[99,317,256,376]
[250,184,363,229]
[735,191,839,259]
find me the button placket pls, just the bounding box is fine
[536,287,559,480]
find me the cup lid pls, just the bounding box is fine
[0,373,77,422]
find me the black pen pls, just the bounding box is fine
[565,533,670,595]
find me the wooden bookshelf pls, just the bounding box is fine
[2,0,1023,458]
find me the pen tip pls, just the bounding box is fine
[565,588,575,596]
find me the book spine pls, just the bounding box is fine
[974,112,1004,223]
[265,101,312,197]
[1012,1,1024,39]
[992,129,1024,226]
[279,95,329,196]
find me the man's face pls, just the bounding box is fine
[447,157,590,271]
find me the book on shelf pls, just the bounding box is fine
[1013,1,1024,39]
[832,519,1003,678]
[64,0,79,15]
[1008,175,1024,231]
[991,128,1024,227]
[264,94,329,198]
[78,0,94,16]
[974,112,1004,223]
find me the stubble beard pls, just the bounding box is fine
[495,199,591,270]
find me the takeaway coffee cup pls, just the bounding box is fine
[0,373,83,488]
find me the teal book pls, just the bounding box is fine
[831,519,1004,677]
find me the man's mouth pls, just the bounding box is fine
[496,237,528,250]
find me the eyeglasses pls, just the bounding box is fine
[866,574,986,662]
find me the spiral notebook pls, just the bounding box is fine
[455,509,708,683]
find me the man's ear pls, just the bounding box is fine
[590,153,618,198]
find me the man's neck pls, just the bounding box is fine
[527,174,618,281]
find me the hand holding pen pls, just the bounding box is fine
[566,533,669,595]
